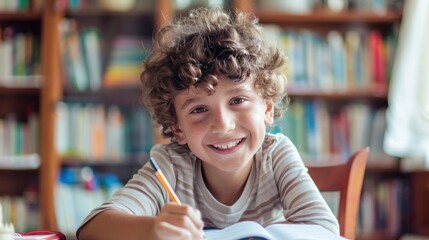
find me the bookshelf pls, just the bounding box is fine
[1,0,171,233]
[0,0,45,232]
[47,0,171,235]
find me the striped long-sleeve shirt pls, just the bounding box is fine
[77,133,339,235]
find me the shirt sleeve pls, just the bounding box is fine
[271,134,340,235]
[76,144,174,233]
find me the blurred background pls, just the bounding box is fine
[1,0,428,239]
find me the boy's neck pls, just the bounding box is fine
[201,159,253,206]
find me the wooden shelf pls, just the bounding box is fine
[0,86,40,96]
[62,86,141,106]
[61,155,149,183]
[357,230,400,240]
[61,153,149,167]
[0,154,41,170]
[0,86,40,115]
[366,163,401,174]
[0,169,38,195]
[255,9,402,24]
[288,88,388,101]
[66,8,153,17]
[0,11,42,20]
[0,75,43,88]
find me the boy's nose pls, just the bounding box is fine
[211,108,235,134]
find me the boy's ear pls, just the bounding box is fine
[264,100,274,125]
[171,124,187,145]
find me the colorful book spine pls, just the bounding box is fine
[55,102,153,161]
[0,26,42,87]
[263,25,396,92]
[0,114,39,157]
[270,101,384,163]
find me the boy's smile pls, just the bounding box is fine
[210,138,243,151]
[172,76,274,176]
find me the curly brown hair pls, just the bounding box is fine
[140,7,289,144]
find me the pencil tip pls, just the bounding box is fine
[149,158,159,171]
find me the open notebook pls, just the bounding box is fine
[204,221,346,240]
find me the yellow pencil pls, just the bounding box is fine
[149,158,182,204]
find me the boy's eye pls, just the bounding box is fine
[230,97,246,105]
[190,106,207,114]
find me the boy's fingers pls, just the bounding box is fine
[164,203,204,229]
[163,214,204,238]
[160,203,204,239]
[195,209,204,229]
[156,221,195,240]
[156,213,204,240]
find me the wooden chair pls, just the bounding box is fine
[307,147,369,240]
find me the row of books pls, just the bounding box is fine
[102,35,151,87]
[55,167,123,235]
[0,0,44,12]
[0,186,40,232]
[262,27,396,93]
[0,114,39,157]
[0,27,42,87]
[256,0,403,12]
[346,0,404,12]
[358,177,409,236]
[59,19,151,92]
[55,102,153,161]
[63,0,155,11]
[269,100,386,163]
[59,19,102,92]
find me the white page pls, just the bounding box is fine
[266,224,347,240]
[204,221,274,240]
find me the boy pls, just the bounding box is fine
[77,7,339,240]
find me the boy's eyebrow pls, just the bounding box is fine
[181,98,199,110]
[180,86,252,110]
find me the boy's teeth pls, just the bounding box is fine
[213,140,241,149]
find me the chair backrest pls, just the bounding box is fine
[307,147,369,240]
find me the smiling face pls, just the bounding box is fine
[172,76,274,174]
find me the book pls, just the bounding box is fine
[14,230,65,240]
[103,35,150,87]
[204,221,346,240]
[80,27,102,91]
[13,234,59,240]
[58,19,89,91]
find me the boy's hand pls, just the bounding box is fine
[150,202,205,240]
